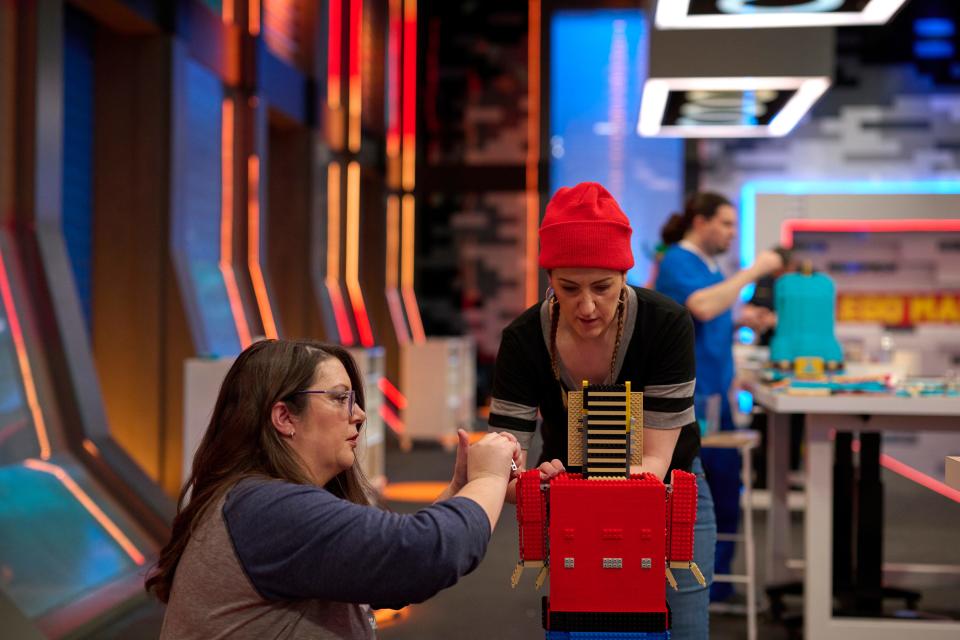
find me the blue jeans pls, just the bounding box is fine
[666,456,716,639]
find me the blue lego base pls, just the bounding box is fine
[545,632,670,640]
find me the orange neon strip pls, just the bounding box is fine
[249,0,261,35]
[400,194,425,343]
[526,0,541,307]
[373,606,410,628]
[382,481,446,502]
[327,162,342,281]
[345,162,375,347]
[348,0,363,152]
[385,195,400,289]
[247,155,278,339]
[379,403,406,436]
[221,99,253,349]
[326,162,355,344]
[223,0,235,23]
[24,459,146,565]
[385,195,410,343]
[401,0,416,191]
[83,439,100,457]
[378,376,408,410]
[0,251,50,460]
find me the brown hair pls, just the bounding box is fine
[660,192,732,245]
[145,339,371,603]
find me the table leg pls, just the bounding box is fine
[766,411,792,586]
[855,432,883,613]
[805,415,834,640]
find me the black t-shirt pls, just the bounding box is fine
[488,286,700,474]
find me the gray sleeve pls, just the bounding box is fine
[223,479,491,609]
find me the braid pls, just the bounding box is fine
[609,287,626,383]
[548,295,566,408]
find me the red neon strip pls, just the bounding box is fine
[880,453,960,503]
[348,289,375,347]
[328,0,342,109]
[326,278,355,346]
[24,459,146,565]
[0,250,50,459]
[401,0,416,191]
[386,289,410,345]
[221,99,253,349]
[781,218,960,248]
[378,376,408,410]
[402,287,426,344]
[386,0,401,162]
[379,404,406,436]
[849,439,960,504]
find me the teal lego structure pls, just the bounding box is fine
[769,271,844,370]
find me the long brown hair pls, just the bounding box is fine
[145,339,371,603]
[660,192,732,245]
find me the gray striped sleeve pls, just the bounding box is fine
[488,398,538,449]
[642,378,696,430]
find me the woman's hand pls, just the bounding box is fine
[467,432,521,483]
[537,459,565,481]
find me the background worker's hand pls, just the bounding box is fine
[753,249,785,277]
[739,304,778,333]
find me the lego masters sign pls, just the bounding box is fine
[837,292,960,326]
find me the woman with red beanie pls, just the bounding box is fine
[488,182,715,638]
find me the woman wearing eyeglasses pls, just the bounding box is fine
[148,339,520,639]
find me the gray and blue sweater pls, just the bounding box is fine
[160,477,491,639]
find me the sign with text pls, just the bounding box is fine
[837,292,960,326]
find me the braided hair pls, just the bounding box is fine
[549,286,627,408]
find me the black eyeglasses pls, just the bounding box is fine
[289,389,357,417]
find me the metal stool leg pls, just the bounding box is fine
[742,442,757,640]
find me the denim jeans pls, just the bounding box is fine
[666,456,716,639]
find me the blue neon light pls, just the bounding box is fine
[739,179,960,301]
[737,326,756,344]
[737,390,754,415]
[915,40,955,59]
[914,18,955,39]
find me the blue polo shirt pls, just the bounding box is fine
[655,244,734,399]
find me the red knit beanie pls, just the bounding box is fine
[539,182,634,271]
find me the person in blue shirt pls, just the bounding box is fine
[655,192,782,602]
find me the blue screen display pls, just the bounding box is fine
[550,10,683,286]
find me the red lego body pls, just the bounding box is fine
[514,467,700,635]
[549,473,666,614]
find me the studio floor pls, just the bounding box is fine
[86,437,960,640]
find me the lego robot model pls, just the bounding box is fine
[511,381,704,639]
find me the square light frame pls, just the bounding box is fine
[655,0,910,30]
[638,76,831,138]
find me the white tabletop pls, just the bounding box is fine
[750,383,960,417]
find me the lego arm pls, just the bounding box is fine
[511,469,549,588]
[664,469,706,589]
